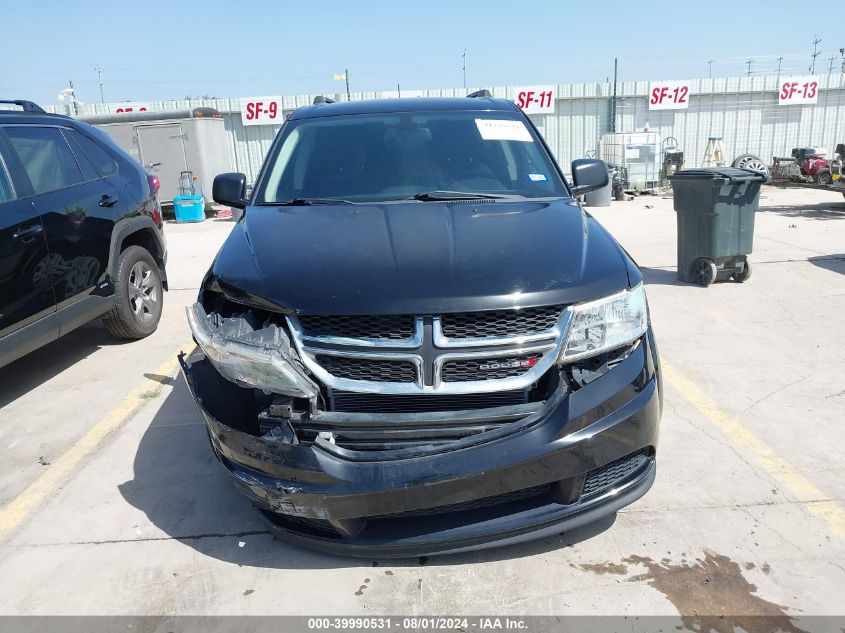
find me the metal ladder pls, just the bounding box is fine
[701,136,727,167]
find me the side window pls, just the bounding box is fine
[65,129,119,178]
[0,152,15,203]
[62,130,100,181]
[5,126,84,195]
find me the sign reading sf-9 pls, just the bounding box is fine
[778,77,819,105]
[649,82,690,110]
[240,96,284,126]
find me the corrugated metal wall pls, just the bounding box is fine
[50,74,845,182]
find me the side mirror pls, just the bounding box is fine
[570,159,609,197]
[213,172,248,209]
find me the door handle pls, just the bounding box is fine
[99,194,119,208]
[13,224,43,242]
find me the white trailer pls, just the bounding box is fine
[79,108,231,207]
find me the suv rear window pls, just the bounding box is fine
[257,111,566,203]
[5,126,84,194]
[65,129,118,178]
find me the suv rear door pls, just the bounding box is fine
[2,125,127,327]
[0,130,57,354]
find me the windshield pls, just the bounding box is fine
[256,110,568,203]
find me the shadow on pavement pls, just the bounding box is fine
[640,266,689,287]
[808,254,845,275]
[119,373,617,569]
[0,320,130,409]
[759,200,845,220]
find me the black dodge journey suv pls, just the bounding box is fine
[181,92,662,557]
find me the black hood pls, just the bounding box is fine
[206,199,630,314]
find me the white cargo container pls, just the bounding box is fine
[79,108,231,207]
[598,132,662,192]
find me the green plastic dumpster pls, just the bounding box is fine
[669,167,767,286]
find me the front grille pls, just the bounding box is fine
[581,449,649,498]
[441,354,543,382]
[299,314,415,340]
[316,355,416,383]
[440,305,563,338]
[329,389,530,413]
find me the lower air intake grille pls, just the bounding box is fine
[581,449,649,498]
[329,389,530,413]
[316,355,416,383]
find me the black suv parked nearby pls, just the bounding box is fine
[0,100,167,369]
[182,94,661,557]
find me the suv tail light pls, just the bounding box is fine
[147,173,160,195]
[146,174,162,227]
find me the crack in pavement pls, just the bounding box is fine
[5,529,272,548]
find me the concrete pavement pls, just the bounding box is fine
[0,188,843,621]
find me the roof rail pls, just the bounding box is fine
[313,96,335,105]
[467,89,492,99]
[0,99,45,113]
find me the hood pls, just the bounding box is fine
[207,199,630,314]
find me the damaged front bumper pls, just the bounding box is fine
[179,324,661,558]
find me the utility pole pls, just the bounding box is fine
[777,56,784,79]
[462,49,466,89]
[841,48,845,73]
[707,60,713,78]
[746,59,753,76]
[828,55,836,74]
[69,80,79,116]
[610,57,618,134]
[810,36,822,73]
[345,68,350,101]
[95,65,104,103]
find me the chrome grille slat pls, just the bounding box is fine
[287,307,570,395]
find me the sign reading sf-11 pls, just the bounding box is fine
[240,96,285,126]
[778,77,819,105]
[648,82,690,110]
[513,85,556,114]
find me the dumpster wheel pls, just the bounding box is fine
[692,258,718,287]
[733,260,752,283]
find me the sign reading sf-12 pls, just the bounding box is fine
[778,77,819,105]
[513,85,556,114]
[648,82,690,110]
[240,96,284,126]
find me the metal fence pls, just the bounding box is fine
[50,74,845,183]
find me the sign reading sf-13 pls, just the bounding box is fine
[778,76,819,105]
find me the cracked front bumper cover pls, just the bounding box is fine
[179,329,662,558]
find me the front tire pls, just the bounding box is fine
[815,170,832,185]
[103,245,163,339]
[692,258,718,287]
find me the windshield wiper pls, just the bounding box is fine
[261,198,354,206]
[410,191,518,201]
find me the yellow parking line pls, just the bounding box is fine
[662,361,845,540]
[0,342,193,542]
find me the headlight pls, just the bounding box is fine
[559,283,648,362]
[186,303,318,398]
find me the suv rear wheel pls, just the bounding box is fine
[103,245,163,339]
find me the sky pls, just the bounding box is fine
[1,0,843,106]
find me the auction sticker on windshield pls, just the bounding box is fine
[475,119,532,142]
